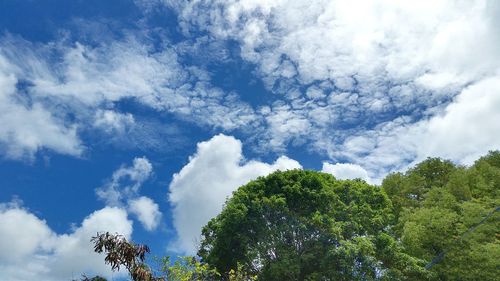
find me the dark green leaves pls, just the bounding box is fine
[198,170,427,280]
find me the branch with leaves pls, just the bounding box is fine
[91,232,159,281]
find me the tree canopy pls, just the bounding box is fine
[198,170,429,280]
[382,152,500,281]
[88,152,499,281]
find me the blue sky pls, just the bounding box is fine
[1,1,500,280]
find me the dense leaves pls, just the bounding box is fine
[198,170,429,280]
[382,152,500,281]
[89,152,499,281]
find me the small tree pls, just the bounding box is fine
[90,232,223,281]
[91,232,157,281]
[79,275,107,281]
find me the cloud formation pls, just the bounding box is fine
[170,0,500,177]
[168,134,301,254]
[0,201,132,281]
[1,0,499,189]
[0,54,82,160]
[342,76,500,176]
[322,162,371,183]
[175,0,500,89]
[0,157,163,280]
[96,157,161,231]
[128,196,162,232]
[0,34,257,159]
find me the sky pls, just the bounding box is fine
[0,0,499,280]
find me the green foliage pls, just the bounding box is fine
[382,158,457,217]
[89,233,249,281]
[198,170,429,280]
[156,256,220,281]
[383,151,500,281]
[89,151,500,281]
[79,275,107,281]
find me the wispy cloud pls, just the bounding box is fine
[0,33,258,159]
[0,53,82,160]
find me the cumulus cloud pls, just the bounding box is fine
[168,134,301,254]
[0,202,53,262]
[128,196,162,231]
[322,162,371,183]
[341,75,500,177]
[0,157,161,279]
[96,157,161,231]
[415,76,500,164]
[0,202,132,281]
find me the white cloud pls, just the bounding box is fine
[93,110,135,134]
[0,202,53,262]
[96,157,162,231]
[0,34,258,160]
[416,76,500,164]
[322,162,371,183]
[175,0,500,89]
[0,54,83,160]
[168,134,301,254]
[171,0,500,178]
[96,156,153,206]
[344,75,500,176]
[128,196,162,231]
[0,202,132,281]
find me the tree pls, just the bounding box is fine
[383,152,500,281]
[198,170,429,280]
[91,232,158,281]
[89,152,499,281]
[89,232,222,281]
[79,275,107,281]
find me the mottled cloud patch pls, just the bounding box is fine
[169,0,500,177]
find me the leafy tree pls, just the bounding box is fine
[383,152,500,281]
[88,233,229,281]
[88,152,499,281]
[91,232,158,281]
[382,158,457,218]
[156,256,220,281]
[198,170,429,280]
[79,275,107,281]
